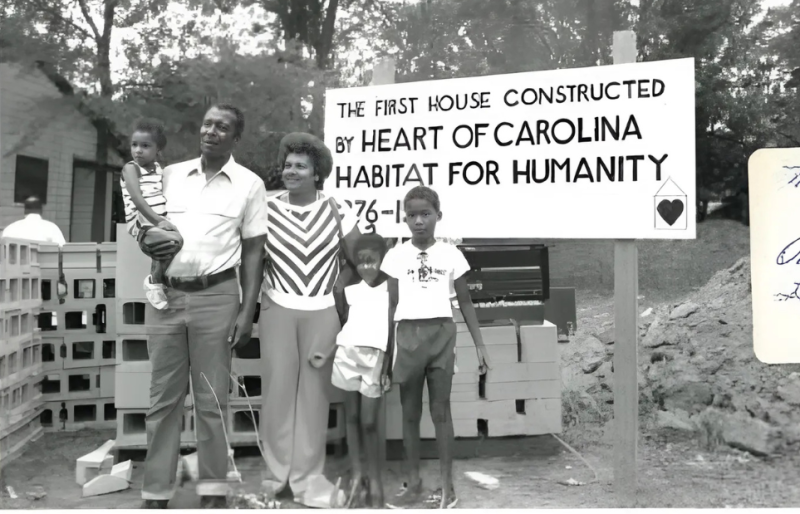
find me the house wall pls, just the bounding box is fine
[0,64,122,240]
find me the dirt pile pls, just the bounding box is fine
[570,257,800,456]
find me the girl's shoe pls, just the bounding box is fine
[423,488,459,509]
[143,275,168,310]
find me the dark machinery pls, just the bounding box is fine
[456,239,549,325]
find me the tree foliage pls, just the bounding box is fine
[2,0,800,194]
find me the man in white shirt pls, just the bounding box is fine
[1,196,66,245]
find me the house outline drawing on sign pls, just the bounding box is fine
[654,177,688,230]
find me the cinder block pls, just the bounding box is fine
[100,366,115,397]
[486,398,562,437]
[457,344,518,371]
[98,243,117,272]
[115,224,149,300]
[115,372,151,409]
[519,322,558,350]
[36,244,60,270]
[452,400,518,420]
[484,362,560,383]
[484,379,560,401]
[115,337,151,371]
[62,244,103,269]
[455,324,516,345]
[75,439,115,485]
[115,301,148,335]
[82,474,130,497]
[38,366,104,402]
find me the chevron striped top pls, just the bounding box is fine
[262,191,357,311]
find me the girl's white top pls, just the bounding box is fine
[335,280,389,351]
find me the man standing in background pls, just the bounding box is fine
[1,196,66,245]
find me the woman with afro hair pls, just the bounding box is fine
[258,132,361,507]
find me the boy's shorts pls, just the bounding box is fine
[331,345,385,398]
[392,318,457,385]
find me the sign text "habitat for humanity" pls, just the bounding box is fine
[323,58,696,239]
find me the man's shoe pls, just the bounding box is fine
[141,499,169,509]
[200,495,228,509]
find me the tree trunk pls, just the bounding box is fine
[91,0,117,242]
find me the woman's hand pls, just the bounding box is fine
[380,371,392,393]
[476,345,491,375]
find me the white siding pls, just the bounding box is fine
[0,64,123,240]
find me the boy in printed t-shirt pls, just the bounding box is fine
[382,186,490,509]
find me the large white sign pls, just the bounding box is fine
[323,58,696,239]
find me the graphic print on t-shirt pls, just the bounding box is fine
[409,251,447,287]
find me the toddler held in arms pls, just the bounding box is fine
[120,118,180,309]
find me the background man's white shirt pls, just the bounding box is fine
[1,214,67,246]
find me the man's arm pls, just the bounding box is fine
[230,179,270,348]
[239,235,266,322]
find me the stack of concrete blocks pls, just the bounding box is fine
[0,237,45,464]
[112,224,347,450]
[36,241,118,431]
[385,320,561,440]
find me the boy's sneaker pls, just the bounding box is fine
[423,488,459,509]
[386,481,422,509]
[143,275,168,310]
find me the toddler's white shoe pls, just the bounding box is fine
[143,275,169,310]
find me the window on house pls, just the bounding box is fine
[14,155,49,204]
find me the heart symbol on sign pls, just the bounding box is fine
[657,199,684,226]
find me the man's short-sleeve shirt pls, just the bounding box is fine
[381,240,470,321]
[162,156,269,277]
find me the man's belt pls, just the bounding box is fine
[165,268,237,292]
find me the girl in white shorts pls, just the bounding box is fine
[331,233,391,508]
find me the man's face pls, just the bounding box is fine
[200,107,238,158]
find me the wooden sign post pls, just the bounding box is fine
[612,30,639,505]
